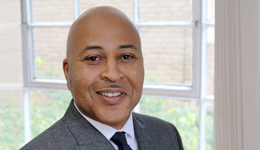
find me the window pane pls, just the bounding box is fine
[79,0,134,21]
[32,0,74,22]
[30,90,71,138]
[140,28,193,85]
[0,27,23,86]
[33,28,69,79]
[139,0,192,22]
[207,27,215,95]
[208,0,215,21]
[0,90,24,149]
[206,100,214,150]
[140,97,199,150]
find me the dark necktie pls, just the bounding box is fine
[111,132,132,150]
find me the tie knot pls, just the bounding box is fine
[111,132,132,150]
[111,132,127,145]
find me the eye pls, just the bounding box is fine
[86,56,100,61]
[122,55,134,60]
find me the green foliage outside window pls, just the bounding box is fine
[0,91,214,150]
[140,97,214,150]
[0,93,24,149]
[30,91,71,137]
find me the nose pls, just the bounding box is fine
[100,59,124,83]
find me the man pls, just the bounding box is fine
[20,6,183,150]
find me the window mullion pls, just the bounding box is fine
[142,86,200,100]
[135,21,195,28]
[193,0,206,149]
[21,0,33,144]
[28,22,72,28]
[203,21,215,27]
[23,89,31,143]
[192,0,202,100]
[74,0,80,19]
[199,98,207,150]
[133,0,139,25]
[22,0,35,87]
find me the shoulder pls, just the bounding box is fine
[133,112,184,149]
[133,112,176,129]
[20,118,77,150]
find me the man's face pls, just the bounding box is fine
[63,13,144,129]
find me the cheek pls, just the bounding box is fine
[127,67,144,107]
[135,64,144,82]
[70,65,103,93]
[71,64,90,79]
[69,65,90,89]
[127,65,144,88]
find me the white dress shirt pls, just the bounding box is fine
[74,102,139,150]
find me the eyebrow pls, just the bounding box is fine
[119,44,138,51]
[80,44,138,55]
[85,46,103,50]
[78,45,103,56]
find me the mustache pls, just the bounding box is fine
[97,84,127,91]
[108,84,121,88]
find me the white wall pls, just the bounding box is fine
[215,0,260,149]
[240,0,260,149]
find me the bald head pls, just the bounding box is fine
[66,6,141,61]
[63,6,144,129]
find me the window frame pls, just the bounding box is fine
[21,0,215,149]
[22,0,202,99]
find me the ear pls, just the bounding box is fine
[63,58,71,90]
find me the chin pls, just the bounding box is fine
[99,110,130,128]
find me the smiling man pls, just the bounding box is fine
[20,6,183,150]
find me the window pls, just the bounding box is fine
[0,0,215,149]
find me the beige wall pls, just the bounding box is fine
[0,0,22,86]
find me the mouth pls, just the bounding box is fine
[97,92,122,97]
[96,89,127,105]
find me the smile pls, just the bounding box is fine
[98,92,122,97]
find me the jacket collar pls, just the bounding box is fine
[63,100,154,150]
[62,100,116,150]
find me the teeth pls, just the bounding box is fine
[100,92,121,97]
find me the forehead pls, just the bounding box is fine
[67,13,141,56]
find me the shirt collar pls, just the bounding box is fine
[73,101,135,141]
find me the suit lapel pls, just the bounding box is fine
[133,113,155,150]
[63,100,115,150]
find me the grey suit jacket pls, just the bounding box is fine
[20,100,183,150]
